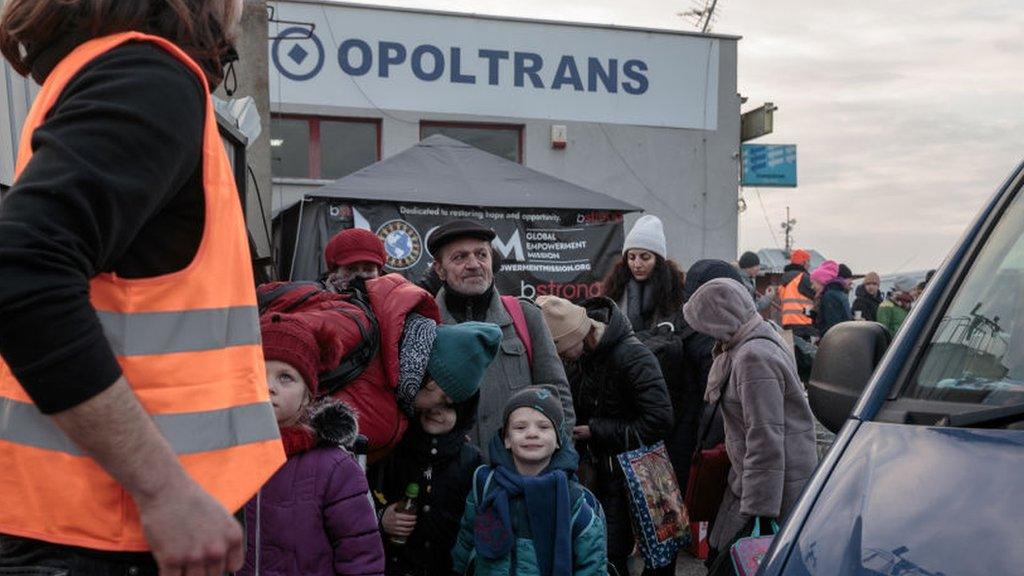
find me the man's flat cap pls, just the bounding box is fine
[427,220,496,257]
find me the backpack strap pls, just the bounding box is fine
[473,465,494,504]
[257,281,321,314]
[501,295,533,367]
[570,484,600,539]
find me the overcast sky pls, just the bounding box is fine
[337,0,1024,274]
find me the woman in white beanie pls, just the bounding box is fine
[601,215,685,332]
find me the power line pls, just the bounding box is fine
[316,4,419,126]
[752,186,782,249]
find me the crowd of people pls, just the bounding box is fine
[0,3,926,576]
[224,214,827,576]
[735,249,932,380]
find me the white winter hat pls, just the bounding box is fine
[623,215,667,260]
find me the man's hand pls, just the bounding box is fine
[136,476,245,575]
[49,378,248,575]
[572,425,592,441]
[381,502,417,538]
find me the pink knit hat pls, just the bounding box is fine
[810,260,840,285]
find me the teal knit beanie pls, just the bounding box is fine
[427,321,502,402]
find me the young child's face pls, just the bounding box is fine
[414,378,452,412]
[266,360,309,426]
[419,404,457,435]
[503,407,558,471]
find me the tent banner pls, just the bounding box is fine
[331,201,626,300]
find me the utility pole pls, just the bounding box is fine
[701,0,719,32]
[781,206,797,256]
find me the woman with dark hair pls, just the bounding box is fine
[0,1,276,575]
[601,215,685,332]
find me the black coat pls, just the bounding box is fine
[815,282,853,335]
[567,297,673,561]
[852,284,883,322]
[368,395,482,576]
[570,298,673,454]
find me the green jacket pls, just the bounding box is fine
[877,300,910,335]
[451,464,607,576]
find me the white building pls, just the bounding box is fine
[268,1,741,265]
[2,2,743,266]
[1,61,36,194]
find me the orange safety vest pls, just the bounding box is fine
[0,32,285,551]
[780,272,814,327]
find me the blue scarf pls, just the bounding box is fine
[474,466,572,576]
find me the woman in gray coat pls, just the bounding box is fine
[682,278,817,557]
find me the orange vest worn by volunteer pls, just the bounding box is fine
[780,272,814,327]
[0,32,285,551]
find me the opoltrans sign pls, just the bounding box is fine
[268,1,722,129]
[741,144,797,187]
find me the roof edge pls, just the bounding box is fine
[285,0,742,41]
[277,192,642,216]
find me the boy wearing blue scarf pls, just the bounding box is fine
[451,387,607,576]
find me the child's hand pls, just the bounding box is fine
[382,502,417,537]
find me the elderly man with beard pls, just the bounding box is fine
[429,220,575,455]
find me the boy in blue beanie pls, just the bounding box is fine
[451,387,607,576]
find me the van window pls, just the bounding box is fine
[907,189,1024,405]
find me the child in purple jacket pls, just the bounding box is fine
[237,313,385,576]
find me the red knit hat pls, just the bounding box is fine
[260,313,341,397]
[324,228,387,270]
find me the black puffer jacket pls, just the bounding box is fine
[570,298,673,454]
[368,394,482,576]
[665,260,741,487]
[567,297,672,562]
[852,283,883,322]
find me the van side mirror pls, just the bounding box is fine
[808,322,892,433]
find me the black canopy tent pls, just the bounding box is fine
[274,135,641,299]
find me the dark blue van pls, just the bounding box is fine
[759,162,1024,575]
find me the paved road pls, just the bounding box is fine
[676,553,707,575]
[621,552,706,575]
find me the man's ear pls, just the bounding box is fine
[432,259,446,282]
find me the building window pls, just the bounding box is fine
[420,121,523,163]
[271,115,380,180]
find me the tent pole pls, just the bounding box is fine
[289,199,307,282]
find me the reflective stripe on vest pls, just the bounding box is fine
[0,32,285,552]
[0,398,278,455]
[98,306,260,356]
[780,273,814,326]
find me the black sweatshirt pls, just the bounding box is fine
[0,41,207,413]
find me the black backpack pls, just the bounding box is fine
[634,320,688,420]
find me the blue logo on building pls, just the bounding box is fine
[272,27,325,81]
[270,28,649,94]
[376,220,423,270]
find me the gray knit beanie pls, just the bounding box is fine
[623,214,667,260]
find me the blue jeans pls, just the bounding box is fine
[0,536,157,576]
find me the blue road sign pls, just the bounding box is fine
[741,144,797,187]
